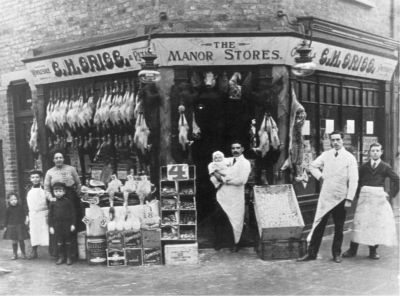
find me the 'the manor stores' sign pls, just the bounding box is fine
[25,36,397,84]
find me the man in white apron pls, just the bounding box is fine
[298,130,358,263]
[342,142,399,259]
[213,141,251,252]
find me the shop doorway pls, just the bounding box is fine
[171,68,265,248]
[11,83,35,202]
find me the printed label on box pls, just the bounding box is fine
[106,231,124,249]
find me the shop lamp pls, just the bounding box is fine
[291,40,316,77]
[138,47,161,83]
[277,11,316,77]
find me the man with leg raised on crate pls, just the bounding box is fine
[212,141,251,252]
[297,130,358,263]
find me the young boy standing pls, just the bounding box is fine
[26,170,49,259]
[343,142,399,259]
[48,182,76,265]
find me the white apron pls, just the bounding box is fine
[27,188,49,246]
[307,179,347,242]
[216,155,250,244]
[217,185,245,244]
[352,186,397,246]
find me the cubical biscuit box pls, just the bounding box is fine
[164,243,198,265]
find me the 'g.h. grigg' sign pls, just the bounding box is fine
[26,40,150,84]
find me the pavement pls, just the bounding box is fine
[0,213,399,295]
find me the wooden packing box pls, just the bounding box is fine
[125,248,143,266]
[123,230,142,248]
[106,231,124,249]
[253,185,305,240]
[142,229,161,248]
[107,248,127,267]
[164,243,198,265]
[257,238,307,260]
[143,248,162,265]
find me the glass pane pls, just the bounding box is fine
[326,86,332,104]
[301,83,308,102]
[309,84,316,102]
[354,89,360,106]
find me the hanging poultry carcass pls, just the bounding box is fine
[228,72,242,100]
[192,111,201,139]
[257,114,270,157]
[45,90,56,134]
[82,89,95,127]
[93,85,106,127]
[125,83,136,124]
[178,105,189,151]
[133,112,150,154]
[29,118,38,153]
[269,116,280,150]
[280,83,307,182]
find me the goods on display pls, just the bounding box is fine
[257,238,307,260]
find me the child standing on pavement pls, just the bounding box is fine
[48,182,76,265]
[26,170,49,259]
[3,193,29,260]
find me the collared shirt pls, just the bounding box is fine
[370,159,381,168]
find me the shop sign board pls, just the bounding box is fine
[25,36,398,84]
[155,37,397,80]
[25,39,150,84]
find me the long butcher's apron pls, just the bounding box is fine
[352,186,397,246]
[307,179,347,242]
[29,209,49,246]
[217,184,245,244]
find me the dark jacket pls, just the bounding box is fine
[359,160,400,198]
[48,197,76,227]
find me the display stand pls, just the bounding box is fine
[160,165,198,264]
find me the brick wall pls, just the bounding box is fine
[0,0,397,80]
[0,0,398,197]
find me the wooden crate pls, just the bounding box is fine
[125,248,143,266]
[253,185,305,240]
[106,248,127,267]
[257,238,307,260]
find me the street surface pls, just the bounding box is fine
[1,209,399,295]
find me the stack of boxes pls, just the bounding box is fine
[105,229,161,267]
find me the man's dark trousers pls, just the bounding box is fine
[308,200,346,257]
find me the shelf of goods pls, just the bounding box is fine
[159,165,197,242]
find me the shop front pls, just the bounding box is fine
[23,27,398,255]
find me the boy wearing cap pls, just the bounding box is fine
[26,170,49,259]
[48,182,76,265]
